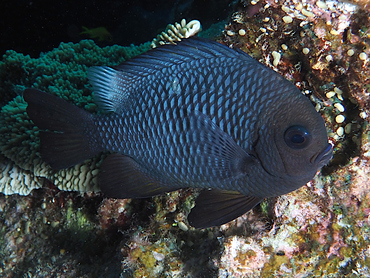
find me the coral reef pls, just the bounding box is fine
[0,2,370,278]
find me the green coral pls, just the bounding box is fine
[0,96,41,171]
[0,40,150,105]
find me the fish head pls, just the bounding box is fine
[254,92,332,192]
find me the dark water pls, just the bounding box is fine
[0,0,235,57]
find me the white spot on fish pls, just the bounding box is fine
[169,76,181,94]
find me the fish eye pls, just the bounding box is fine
[284,125,312,149]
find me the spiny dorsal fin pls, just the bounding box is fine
[87,66,138,113]
[87,38,256,114]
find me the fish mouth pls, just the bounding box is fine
[311,143,333,167]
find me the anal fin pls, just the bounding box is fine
[188,189,262,229]
[99,154,180,199]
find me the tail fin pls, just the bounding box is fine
[24,88,100,170]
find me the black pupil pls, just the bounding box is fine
[291,134,305,144]
[284,125,311,149]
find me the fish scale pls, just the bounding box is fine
[24,37,332,228]
[93,76,270,193]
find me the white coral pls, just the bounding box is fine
[151,19,202,48]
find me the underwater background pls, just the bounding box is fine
[0,0,370,277]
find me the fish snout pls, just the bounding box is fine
[311,143,333,167]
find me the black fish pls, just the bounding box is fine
[24,38,333,228]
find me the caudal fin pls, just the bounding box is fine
[24,88,100,170]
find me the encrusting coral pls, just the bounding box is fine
[0,19,201,195]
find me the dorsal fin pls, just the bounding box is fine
[87,38,255,113]
[114,37,254,73]
[87,66,138,113]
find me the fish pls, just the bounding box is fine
[80,26,113,42]
[24,37,333,229]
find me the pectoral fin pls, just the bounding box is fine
[188,189,262,229]
[183,110,256,184]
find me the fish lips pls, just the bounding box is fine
[311,143,333,167]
